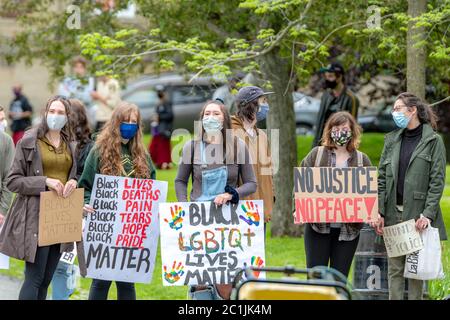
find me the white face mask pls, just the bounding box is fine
[0,120,7,132]
[46,114,67,131]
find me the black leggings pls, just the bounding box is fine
[88,279,136,300]
[304,224,359,278]
[19,244,62,300]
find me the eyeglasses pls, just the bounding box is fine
[391,105,407,113]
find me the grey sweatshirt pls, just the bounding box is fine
[175,139,257,202]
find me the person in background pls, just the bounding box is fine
[78,101,156,300]
[90,75,121,132]
[231,86,275,226]
[9,84,33,145]
[213,72,246,114]
[175,100,257,300]
[149,85,174,169]
[0,96,79,300]
[0,106,8,133]
[372,92,447,300]
[0,106,14,227]
[312,62,359,148]
[299,111,372,280]
[50,99,95,300]
[58,56,95,128]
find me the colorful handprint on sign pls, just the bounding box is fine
[251,256,264,278]
[163,261,184,284]
[164,205,185,230]
[239,201,261,226]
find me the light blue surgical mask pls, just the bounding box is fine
[202,116,223,133]
[256,104,270,122]
[392,111,411,129]
[46,114,67,131]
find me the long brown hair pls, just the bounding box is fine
[237,99,258,121]
[37,95,74,143]
[321,111,361,152]
[197,100,236,163]
[396,92,437,130]
[95,101,150,178]
[69,99,91,157]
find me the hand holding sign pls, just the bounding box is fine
[163,261,184,284]
[46,178,64,197]
[63,179,78,198]
[164,205,185,231]
[239,201,261,226]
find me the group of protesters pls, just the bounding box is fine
[0,58,447,301]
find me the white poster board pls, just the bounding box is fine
[160,200,266,286]
[83,174,168,283]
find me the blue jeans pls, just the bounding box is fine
[51,261,76,300]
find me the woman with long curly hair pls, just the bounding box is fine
[78,101,156,300]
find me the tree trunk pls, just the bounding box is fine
[407,0,427,99]
[258,48,301,237]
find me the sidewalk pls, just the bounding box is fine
[0,274,22,300]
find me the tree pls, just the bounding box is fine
[407,0,427,99]
[2,0,450,235]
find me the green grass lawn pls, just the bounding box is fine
[1,133,449,300]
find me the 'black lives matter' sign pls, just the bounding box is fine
[84,174,167,283]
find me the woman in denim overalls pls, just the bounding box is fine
[175,100,257,300]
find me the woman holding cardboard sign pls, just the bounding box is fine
[175,99,257,300]
[299,111,372,279]
[371,92,447,300]
[78,101,156,300]
[0,95,79,300]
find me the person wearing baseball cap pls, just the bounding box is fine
[312,62,360,148]
[231,85,275,226]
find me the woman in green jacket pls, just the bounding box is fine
[372,92,447,300]
[78,101,156,300]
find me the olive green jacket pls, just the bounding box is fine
[378,124,447,240]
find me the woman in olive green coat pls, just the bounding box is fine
[372,92,447,300]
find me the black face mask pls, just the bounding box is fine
[324,80,338,89]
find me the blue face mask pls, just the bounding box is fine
[392,111,411,129]
[256,104,270,122]
[120,123,139,140]
[202,116,223,133]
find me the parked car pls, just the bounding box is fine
[121,73,223,132]
[293,92,397,135]
[293,92,321,135]
[357,103,397,133]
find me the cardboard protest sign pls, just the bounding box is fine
[83,174,168,283]
[38,189,84,246]
[59,220,86,265]
[383,219,424,258]
[159,200,266,286]
[293,167,378,223]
